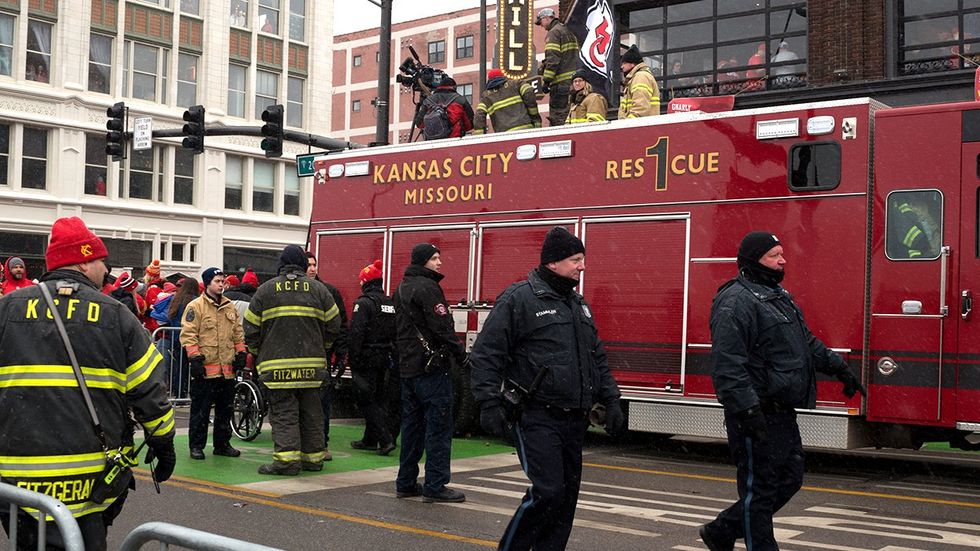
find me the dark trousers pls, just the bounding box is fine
[353,352,395,446]
[320,379,332,446]
[383,359,402,443]
[0,490,126,551]
[704,409,805,551]
[548,83,571,127]
[396,369,453,495]
[498,405,587,551]
[188,377,235,450]
[269,387,325,465]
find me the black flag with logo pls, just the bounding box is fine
[565,0,615,99]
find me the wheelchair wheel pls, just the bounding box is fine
[231,380,263,441]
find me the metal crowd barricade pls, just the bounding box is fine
[0,481,83,551]
[151,326,191,406]
[119,522,285,551]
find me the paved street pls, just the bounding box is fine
[105,414,980,550]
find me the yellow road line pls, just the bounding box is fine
[583,462,980,509]
[134,468,282,498]
[134,474,497,547]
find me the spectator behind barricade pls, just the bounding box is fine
[239,268,260,297]
[224,274,241,292]
[151,277,200,396]
[1,257,36,297]
[473,68,541,134]
[224,273,251,321]
[109,271,145,320]
[143,259,166,304]
[307,251,349,460]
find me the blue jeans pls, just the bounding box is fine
[395,369,453,495]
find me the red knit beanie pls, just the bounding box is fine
[358,260,384,285]
[46,217,109,271]
[487,68,504,81]
[225,274,240,287]
[241,269,259,287]
[145,259,162,278]
[115,271,138,292]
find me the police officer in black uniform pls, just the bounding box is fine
[701,231,866,551]
[349,259,398,456]
[471,226,623,551]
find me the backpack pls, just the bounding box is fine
[421,94,455,140]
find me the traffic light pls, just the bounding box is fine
[260,104,284,158]
[182,105,206,154]
[105,102,127,161]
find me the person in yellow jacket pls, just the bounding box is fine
[181,267,247,461]
[618,44,661,119]
[566,70,608,124]
[536,8,578,126]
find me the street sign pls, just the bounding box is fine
[133,116,152,151]
[296,151,333,177]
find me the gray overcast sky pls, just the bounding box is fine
[333,0,482,35]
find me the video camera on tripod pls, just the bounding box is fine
[396,45,451,97]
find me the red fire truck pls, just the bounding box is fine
[308,97,980,451]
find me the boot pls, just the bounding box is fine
[301,461,323,472]
[257,462,300,476]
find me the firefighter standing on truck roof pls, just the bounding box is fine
[535,7,578,127]
[701,231,867,551]
[470,227,624,551]
[473,68,542,134]
[245,245,341,475]
[0,216,176,551]
[181,267,246,461]
[618,44,661,119]
[567,69,608,124]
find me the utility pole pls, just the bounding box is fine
[375,0,393,146]
[479,0,487,97]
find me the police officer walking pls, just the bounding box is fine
[245,245,341,475]
[394,244,467,502]
[471,226,623,551]
[349,260,398,456]
[0,217,176,551]
[701,231,866,551]
[181,267,246,461]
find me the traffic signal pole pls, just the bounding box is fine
[375,0,393,146]
[136,127,362,151]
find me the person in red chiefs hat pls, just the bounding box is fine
[349,260,399,456]
[110,271,145,319]
[0,217,176,550]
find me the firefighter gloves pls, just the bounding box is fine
[232,351,247,373]
[836,369,867,399]
[736,406,768,443]
[145,435,176,483]
[189,355,206,380]
[604,400,626,436]
[480,401,509,437]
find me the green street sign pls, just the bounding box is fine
[296,153,319,177]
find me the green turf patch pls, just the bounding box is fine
[139,422,514,485]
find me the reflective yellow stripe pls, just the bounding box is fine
[0,452,105,477]
[126,343,162,391]
[301,451,325,463]
[0,365,125,391]
[544,43,562,52]
[249,304,339,324]
[244,307,261,326]
[22,497,117,520]
[631,83,656,96]
[586,113,605,122]
[472,128,486,135]
[273,450,301,462]
[486,95,523,115]
[143,408,175,437]
[903,226,922,247]
[560,43,578,52]
[264,381,322,389]
[554,70,576,82]
[542,69,556,80]
[504,123,534,131]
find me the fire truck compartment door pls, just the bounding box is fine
[315,228,387,314]
[387,224,476,306]
[580,215,690,391]
[475,220,577,303]
[957,140,980,425]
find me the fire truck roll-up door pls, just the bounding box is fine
[315,229,387,316]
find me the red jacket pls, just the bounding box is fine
[1,258,34,296]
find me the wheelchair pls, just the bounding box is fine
[231,366,267,441]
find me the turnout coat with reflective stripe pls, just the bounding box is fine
[618,62,661,119]
[0,270,174,519]
[542,20,579,86]
[243,266,342,389]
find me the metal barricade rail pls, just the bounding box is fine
[152,326,191,406]
[119,522,285,551]
[0,481,83,551]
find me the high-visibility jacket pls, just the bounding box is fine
[542,20,579,86]
[180,293,246,379]
[567,82,608,124]
[0,270,174,519]
[244,266,342,389]
[473,78,541,134]
[618,62,661,119]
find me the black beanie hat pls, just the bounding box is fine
[201,267,224,287]
[737,231,781,268]
[279,244,308,271]
[622,44,643,65]
[540,227,585,264]
[411,243,440,266]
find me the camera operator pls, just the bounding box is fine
[412,71,474,140]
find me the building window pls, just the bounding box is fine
[121,146,163,200]
[230,0,248,28]
[0,124,8,186]
[885,190,943,261]
[88,34,112,94]
[172,242,185,262]
[177,53,198,107]
[289,0,305,42]
[228,64,247,117]
[0,14,13,77]
[84,134,107,196]
[139,0,171,7]
[253,160,274,212]
[174,149,195,205]
[284,168,300,216]
[124,41,169,103]
[626,2,807,98]
[225,155,244,210]
[456,35,474,59]
[255,69,278,115]
[26,20,52,83]
[899,1,980,75]
[258,0,279,34]
[456,83,473,104]
[287,76,304,127]
[22,127,47,190]
[180,0,200,15]
[788,142,840,191]
[353,54,362,67]
[352,99,361,112]
[428,40,446,63]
